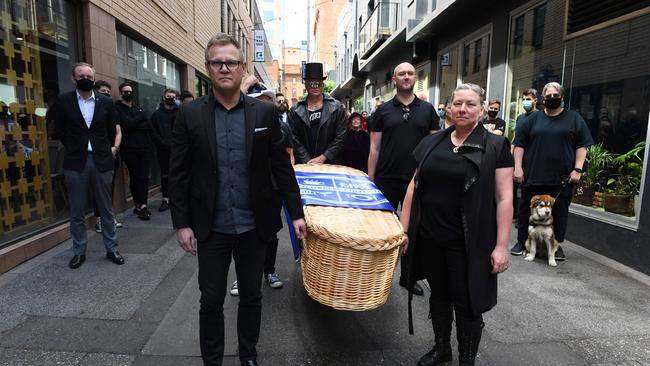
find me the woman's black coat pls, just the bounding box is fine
[403,125,510,334]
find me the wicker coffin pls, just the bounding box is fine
[294,164,404,311]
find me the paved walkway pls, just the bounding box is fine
[0,195,649,365]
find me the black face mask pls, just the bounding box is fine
[487,110,498,118]
[544,97,562,109]
[164,97,176,106]
[99,92,111,97]
[121,93,133,102]
[76,78,94,92]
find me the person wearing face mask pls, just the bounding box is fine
[481,99,506,136]
[52,63,124,269]
[115,81,153,221]
[437,102,452,129]
[91,80,123,233]
[511,82,594,260]
[150,88,180,212]
[511,89,538,145]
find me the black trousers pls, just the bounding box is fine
[264,236,279,275]
[418,239,482,323]
[93,154,120,217]
[375,177,411,282]
[121,150,150,206]
[198,229,266,365]
[157,148,170,198]
[517,184,572,245]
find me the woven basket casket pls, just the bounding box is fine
[294,164,405,311]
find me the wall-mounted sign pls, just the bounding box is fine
[440,52,450,66]
[254,29,265,62]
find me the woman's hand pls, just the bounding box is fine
[401,233,409,254]
[490,246,509,274]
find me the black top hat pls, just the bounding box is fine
[303,62,326,80]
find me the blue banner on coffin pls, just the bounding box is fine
[296,171,394,211]
[285,171,394,260]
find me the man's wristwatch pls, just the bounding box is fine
[573,167,583,173]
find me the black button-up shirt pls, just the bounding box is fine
[212,94,255,234]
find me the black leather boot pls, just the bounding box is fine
[418,300,453,366]
[456,318,484,366]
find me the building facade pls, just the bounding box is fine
[0,0,264,273]
[332,0,650,274]
[281,46,307,106]
[312,0,346,76]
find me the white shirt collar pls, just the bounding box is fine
[76,90,96,101]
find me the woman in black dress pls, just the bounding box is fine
[343,112,370,173]
[401,83,514,366]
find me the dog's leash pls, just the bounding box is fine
[553,175,571,201]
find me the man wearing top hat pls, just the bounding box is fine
[288,62,347,165]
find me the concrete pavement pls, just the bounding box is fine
[0,195,649,365]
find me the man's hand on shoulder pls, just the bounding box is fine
[176,227,197,255]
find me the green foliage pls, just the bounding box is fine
[605,141,645,196]
[323,80,335,94]
[583,144,614,187]
[353,96,364,113]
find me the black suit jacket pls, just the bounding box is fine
[52,90,117,173]
[169,93,304,242]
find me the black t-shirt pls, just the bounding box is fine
[513,109,594,186]
[482,117,506,135]
[369,96,439,181]
[308,108,322,155]
[414,134,514,241]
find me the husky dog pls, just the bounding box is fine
[524,195,560,267]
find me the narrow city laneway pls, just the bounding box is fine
[0,195,648,365]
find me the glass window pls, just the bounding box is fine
[116,30,181,190]
[438,47,458,103]
[462,44,470,76]
[462,34,490,88]
[1,0,80,247]
[513,15,525,57]
[532,4,546,48]
[506,3,650,222]
[473,39,482,73]
[195,74,210,97]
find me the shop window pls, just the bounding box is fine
[0,0,80,247]
[507,5,650,225]
[532,4,546,48]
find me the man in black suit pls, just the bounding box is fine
[53,62,125,269]
[169,33,306,366]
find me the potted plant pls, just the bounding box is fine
[573,144,613,206]
[603,141,645,216]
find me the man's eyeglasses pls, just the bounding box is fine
[207,59,241,71]
[121,91,133,95]
[306,81,323,88]
[545,93,561,99]
[402,107,410,121]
